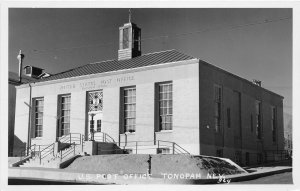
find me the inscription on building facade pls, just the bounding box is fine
[80,81,95,90]
[58,75,135,91]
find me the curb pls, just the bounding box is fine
[227,167,292,183]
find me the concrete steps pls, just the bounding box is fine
[20,144,83,168]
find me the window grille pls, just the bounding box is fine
[88,90,103,112]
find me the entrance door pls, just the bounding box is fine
[87,90,103,141]
[88,111,103,140]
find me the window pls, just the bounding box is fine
[123,87,136,133]
[33,98,44,137]
[245,152,250,166]
[97,120,101,132]
[216,149,223,157]
[124,149,133,154]
[214,85,222,132]
[123,28,129,49]
[257,153,262,164]
[255,101,261,139]
[59,94,71,136]
[250,114,253,132]
[271,107,277,142]
[157,148,170,154]
[227,108,231,128]
[25,67,31,75]
[158,82,173,131]
[235,151,242,165]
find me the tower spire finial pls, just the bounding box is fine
[129,8,131,23]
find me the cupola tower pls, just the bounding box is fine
[118,9,141,60]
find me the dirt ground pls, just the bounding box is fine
[66,154,246,177]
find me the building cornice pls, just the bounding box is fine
[16,58,199,89]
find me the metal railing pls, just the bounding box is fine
[39,143,55,164]
[60,142,76,162]
[97,140,190,155]
[17,133,85,166]
[264,150,292,162]
[90,132,115,143]
[59,133,83,145]
[20,144,36,160]
[37,133,84,164]
[157,140,190,155]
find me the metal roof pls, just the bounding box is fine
[9,72,35,84]
[34,49,195,83]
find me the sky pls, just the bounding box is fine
[8,8,292,114]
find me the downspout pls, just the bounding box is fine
[27,83,32,154]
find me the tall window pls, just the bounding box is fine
[59,94,71,136]
[123,28,129,49]
[214,85,222,132]
[97,120,101,132]
[271,106,277,142]
[250,114,253,132]
[227,108,231,128]
[124,87,136,132]
[158,82,173,131]
[255,100,261,139]
[33,98,44,137]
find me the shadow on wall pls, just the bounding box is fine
[13,135,26,157]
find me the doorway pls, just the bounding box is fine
[87,90,103,140]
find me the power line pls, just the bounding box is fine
[140,16,291,42]
[26,16,291,55]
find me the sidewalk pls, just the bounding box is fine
[8,165,292,184]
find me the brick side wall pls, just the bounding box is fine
[198,61,284,165]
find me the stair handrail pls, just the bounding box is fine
[104,132,115,143]
[97,140,190,155]
[39,142,55,164]
[174,142,190,155]
[90,132,115,143]
[157,140,190,155]
[58,133,82,145]
[60,142,76,162]
[20,144,36,160]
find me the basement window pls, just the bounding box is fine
[157,148,170,154]
[216,149,223,157]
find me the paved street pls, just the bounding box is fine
[232,172,293,184]
[8,177,105,185]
